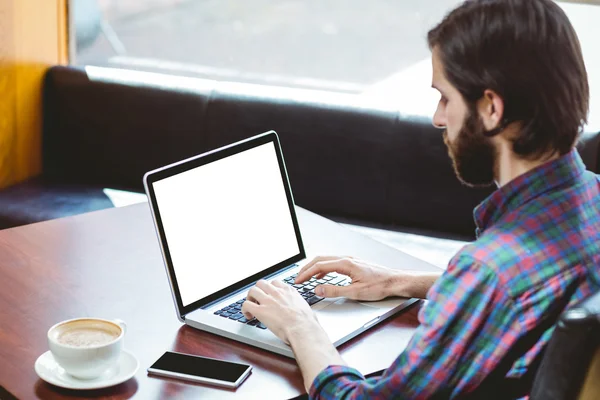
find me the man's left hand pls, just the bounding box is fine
[242,279,320,344]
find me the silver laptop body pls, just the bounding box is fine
[143,131,437,358]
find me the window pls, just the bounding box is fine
[72,0,461,93]
[557,1,600,130]
[71,0,599,125]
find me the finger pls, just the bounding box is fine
[312,258,355,280]
[296,259,353,284]
[296,256,338,281]
[241,299,259,320]
[272,280,304,299]
[246,285,269,305]
[272,280,288,289]
[272,280,298,299]
[255,279,278,296]
[315,283,354,299]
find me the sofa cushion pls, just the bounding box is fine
[0,178,114,230]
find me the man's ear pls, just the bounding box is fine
[477,89,505,130]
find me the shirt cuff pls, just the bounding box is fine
[309,365,365,399]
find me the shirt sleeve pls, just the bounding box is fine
[309,255,513,399]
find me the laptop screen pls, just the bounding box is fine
[150,138,303,310]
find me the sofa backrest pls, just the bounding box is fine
[42,66,600,239]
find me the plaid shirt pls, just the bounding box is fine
[309,149,600,399]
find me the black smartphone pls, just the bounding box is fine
[147,351,252,389]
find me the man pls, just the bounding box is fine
[242,0,600,398]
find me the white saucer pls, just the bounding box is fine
[34,349,139,390]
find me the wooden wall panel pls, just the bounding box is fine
[0,0,67,189]
[0,0,17,187]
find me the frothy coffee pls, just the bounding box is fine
[57,325,120,347]
[48,318,125,379]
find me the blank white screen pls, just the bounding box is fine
[153,142,300,307]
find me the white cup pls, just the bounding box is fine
[47,317,126,380]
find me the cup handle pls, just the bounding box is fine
[113,319,127,335]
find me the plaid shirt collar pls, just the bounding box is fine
[474,148,586,238]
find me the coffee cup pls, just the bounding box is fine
[47,317,126,380]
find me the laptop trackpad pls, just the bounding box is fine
[316,298,381,342]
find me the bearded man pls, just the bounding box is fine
[241,0,600,398]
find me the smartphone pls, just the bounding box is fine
[147,351,252,389]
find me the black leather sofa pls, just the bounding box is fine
[0,66,599,242]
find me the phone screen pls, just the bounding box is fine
[149,351,251,383]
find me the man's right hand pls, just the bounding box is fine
[295,256,439,301]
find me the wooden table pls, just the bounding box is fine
[0,203,425,399]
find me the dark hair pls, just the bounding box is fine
[428,0,589,158]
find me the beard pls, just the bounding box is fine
[443,109,497,187]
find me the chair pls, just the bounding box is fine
[530,289,600,400]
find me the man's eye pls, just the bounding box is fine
[440,96,448,104]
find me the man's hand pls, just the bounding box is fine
[296,256,441,300]
[241,279,320,344]
[242,279,346,391]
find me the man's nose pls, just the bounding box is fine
[432,113,446,129]
[432,103,446,129]
[432,121,445,129]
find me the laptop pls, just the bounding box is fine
[143,130,435,358]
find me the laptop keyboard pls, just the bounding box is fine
[213,269,351,330]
